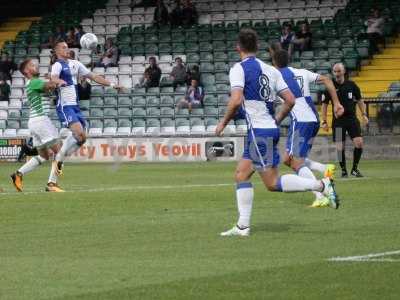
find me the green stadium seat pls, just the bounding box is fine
[160,87,174,94]
[228,51,240,62]
[175,107,189,116]
[302,60,316,70]
[204,106,218,117]
[314,50,329,60]
[146,107,160,117]
[104,119,117,128]
[104,108,118,118]
[187,53,200,63]
[200,52,213,62]
[146,96,160,106]
[118,119,132,128]
[90,108,103,118]
[215,62,228,72]
[160,107,174,117]
[215,73,229,83]
[104,97,118,107]
[214,52,228,62]
[145,43,158,54]
[132,119,145,128]
[201,74,216,86]
[159,43,172,54]
[133,107,146,117]
[203,95,218,106]
[90,119,103,128]
[118,96,132,106]
[216,83,229,93]
[8,109,20,119]
[118,108,132,117]
[199,42,213,52]
[327,39,341,49]
[90,97,103,107]
[172,43,185,52]
[200,62,214,73]
[133,96,146,107]
[328,49,344,59]
[212,41,226,52]
[186,42,199,52]
[147,87,160,95]
[160,95,174,106]
[301,51,314,61]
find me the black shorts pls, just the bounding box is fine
[332,117,362,142]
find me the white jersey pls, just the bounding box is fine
[230,57,288,129]
[279,67,320,122]
[51,59,91,106]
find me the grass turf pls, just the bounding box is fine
[0,160,399,299]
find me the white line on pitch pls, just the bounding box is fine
[0,183,235,196]
[328,250,400,262]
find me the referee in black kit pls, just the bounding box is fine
[321,63,369,178]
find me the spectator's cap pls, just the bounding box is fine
[237,28,258,53]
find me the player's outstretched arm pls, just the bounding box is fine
[318,75,344,118]
[275,89,295,125]
[357,99,369,125]
[321,102,329,131]
[86,73,125,91]
[43,81,59,93]
[215,89,243,136]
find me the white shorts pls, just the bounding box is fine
[28,116,59,149]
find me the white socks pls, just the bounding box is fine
[277,174,322,192]
[298,166,325,200]
[236,182,254,229]
[18,156,46,175]
[304,158,326,174]
[56,133,80,162]
[48,163,58,184]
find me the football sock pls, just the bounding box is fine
[337,149,346,171]
[48,162,58,184]
[18,156,46,175]
[298,166,325,200]
[236,182,254,229]
[304,158,326,174]
[276,174,322,192]
[352,147,363,170]
[56,134,80,162]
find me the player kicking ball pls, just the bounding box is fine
[271,48,344,208]
[50,41,124,173]
[216,29,339,237]
[11,59,66,192]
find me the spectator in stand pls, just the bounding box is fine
[96,38,119,68]
[182,0,198,27]
[54,25,67,41]
[178,78,204,113]
[41,35,56,49]
[365,8,385,54]
[293,23,312,52]
[74,25,86,47]
[0,73,11,102]
[0,53,17,81]
[170,57,187,88]
[153,0,169,27]
[138,56,161,88]
[66,27,78,48]
[280,23,295,57]
[170,0,183,27]
[186,64,200,85]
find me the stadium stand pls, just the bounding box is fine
[0,0,399,138]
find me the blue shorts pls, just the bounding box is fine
[286,121,319,158]
[243,128,280,169]
[57,105,86,128]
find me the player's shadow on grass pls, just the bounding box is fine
[252,223,295,233]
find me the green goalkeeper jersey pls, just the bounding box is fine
[26,77,50,119]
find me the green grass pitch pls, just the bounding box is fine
[0,160,400,299]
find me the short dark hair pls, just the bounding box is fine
[269,41,282,55]
[53,39,66,50]
[19,59,32,76]
[273,49,289,68]
[238,28,258,53]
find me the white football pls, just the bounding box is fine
[80,33,98,50]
